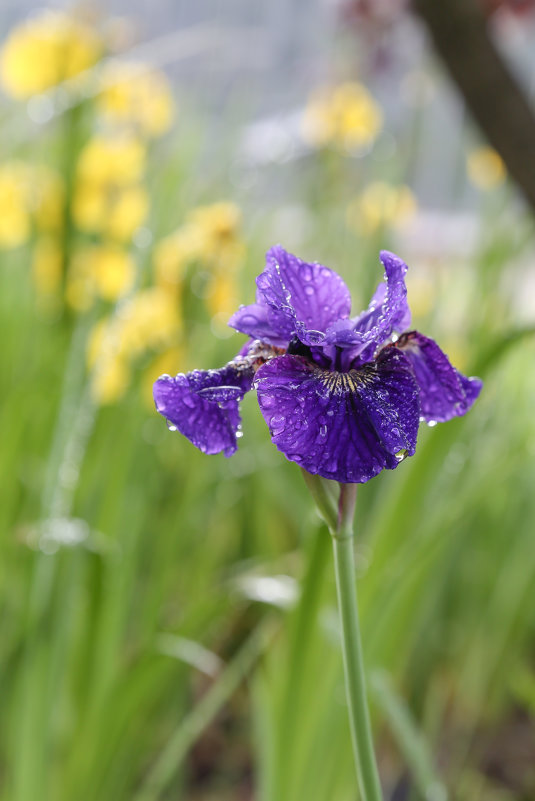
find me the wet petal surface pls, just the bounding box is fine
[228,302,289,348]
[326,251,410,359]
[255,347,420,483]
[396,331,483,422]
[253,245,352,346]
[153,362,254,457]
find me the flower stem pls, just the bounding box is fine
[332,483,383,801]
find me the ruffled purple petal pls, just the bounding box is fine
[250,245,352,347]
[326,251,410,359]
[153,362,254,457]
[255,347,420,483]
[396,331,483,423]
[228,303,289,348]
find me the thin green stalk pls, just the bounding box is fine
[331,483,383,801]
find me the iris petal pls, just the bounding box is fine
[255,347,420,483]
[227,303,289,348]
[396,331,483,422]
[232,245,352,347]
[153,362,254,457]
[326,250,410,359]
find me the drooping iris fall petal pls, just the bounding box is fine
[153,362,253,457]
[255,347,420,483]
[396,331,482,423]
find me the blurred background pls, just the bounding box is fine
[1,1,535,800]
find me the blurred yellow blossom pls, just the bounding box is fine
[97,61,174,137]
[302,82,383,151]
[76,134,145,186]
[154,202,244,290]
[0,162,31,247]
[467,146,506,191]
[347,182,417,236]
[91,355,131,405]
[67,244,135,310]
[73,135,148,240]
[32,236,62,296]
[153,201,244,330]
[0,11,101,99]
[87,287,180,404]
[0,161,64,248]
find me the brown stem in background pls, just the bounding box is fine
[412,0,535,215]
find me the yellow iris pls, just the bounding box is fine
[87,287,180,404]
[302,82,383,151]
[0,11,101,99]
[466,146,506,191]
[0,161,64,249]
[73,135,148,241]
[97,61,174,138]
[347,182,417,236]
[66,244,136,311]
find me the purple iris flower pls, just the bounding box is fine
[153,246,482,483]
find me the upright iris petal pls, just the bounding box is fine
[229,245,352,346]
[324,250,410,356]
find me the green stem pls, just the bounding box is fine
[332,484,383,801]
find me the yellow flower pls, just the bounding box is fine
[87,287,180,405]
[76,134,145,186]
[0,11,101,99]
[153,230,193,289]
[119,287,179,355]
[0,162,31,247]
[67,244,135,309]
[73,135,148,240]
[302,82,383,151]
[91,355,131,405]
[154,202,245,289]
[185,202,244,268]
[347,182,417,236]
[205,273,240,318]
[32,236,63,295]
[466,146,506,191]
[97,61,174,138]
[106,185,149,240]
[0,161,65,248]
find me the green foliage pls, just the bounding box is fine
[1,42,535,801]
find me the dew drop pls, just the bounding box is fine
[182,395,196,409]
[304,285,315,296]
[427,419,437,428]
[306,330,326,345]
[236,431,244,438]
[301,264,313,281]
[270,414,286,434]
[168,424,178,432]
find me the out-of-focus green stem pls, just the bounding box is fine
[332,483,382,801]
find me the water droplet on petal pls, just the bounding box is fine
[168,424,178,431]
[427,419,437,428]
[270,414,286,434]
[236,431,244,438]
[304,285,315,296]
[306,330,326,345]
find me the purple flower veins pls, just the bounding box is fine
[153,246,482,484]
